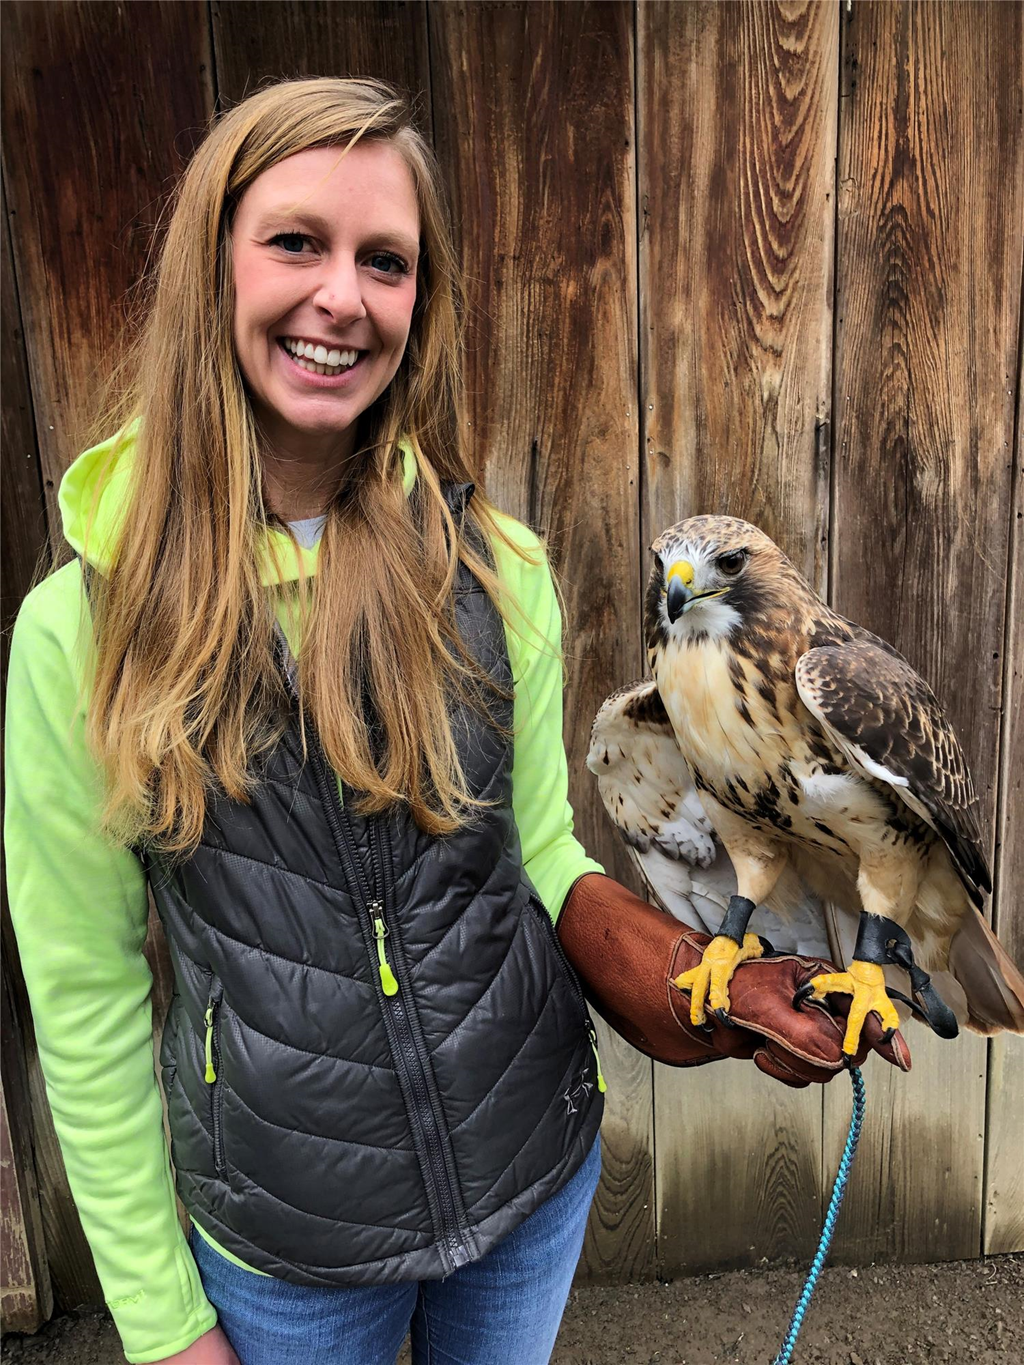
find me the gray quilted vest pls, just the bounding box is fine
[92,489,603,1285]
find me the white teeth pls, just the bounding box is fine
[282,337,360,375]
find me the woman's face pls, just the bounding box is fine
[230,142,420,456]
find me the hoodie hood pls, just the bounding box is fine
[59,420,420,586]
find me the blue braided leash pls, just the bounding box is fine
[770,1065,866,1365]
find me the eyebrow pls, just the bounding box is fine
[256,208,420,258]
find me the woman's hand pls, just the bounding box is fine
[556,872,909,1083]
[149,1325,241,1364]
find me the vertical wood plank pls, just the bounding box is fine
[1,965,51,1333]
[827,0,1023,1262]
[639,0,838,1274]
[0,0,215,1309]
[430,0,652,1281]
[985,270,1024,1255]
[1,169,52,1335]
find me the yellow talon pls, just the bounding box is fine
[808,959,901,1055]
[672,932,765,1026]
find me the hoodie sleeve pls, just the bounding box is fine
[490,516,604,923]
[3,566,217,1363]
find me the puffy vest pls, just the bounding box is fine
[91,491,603,1285]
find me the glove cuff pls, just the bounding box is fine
[556,873,754,1067]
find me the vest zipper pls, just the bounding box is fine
[202,978,227,1178]
[305,734,469,1273]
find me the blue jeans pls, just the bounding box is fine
[189,1135,600,1365]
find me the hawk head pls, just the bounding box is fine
[645,515,809,649]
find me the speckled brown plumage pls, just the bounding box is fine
[796,641,990,907]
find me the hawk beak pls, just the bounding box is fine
[666,560,694,623]
[666,559,732,623]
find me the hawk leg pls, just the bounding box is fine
[802,912,959,1054]
[672,894,765,1027]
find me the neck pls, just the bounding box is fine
[257,417,358,521]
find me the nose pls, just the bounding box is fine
[312,253,367,324]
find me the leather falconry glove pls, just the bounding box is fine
[557,873,911,1086]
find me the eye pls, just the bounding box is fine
[369,251,411,276]
[716,550,746,577]
[268,232,313,255]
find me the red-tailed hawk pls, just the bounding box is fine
[588,515,1024,1055]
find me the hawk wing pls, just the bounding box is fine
[587,680,836,958]
[795,637,991,908]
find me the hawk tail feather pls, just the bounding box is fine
[948,908,1024,1035]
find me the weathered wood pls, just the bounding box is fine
[0,959,51,1333]
[0,0,214,553]
[0,173,49,624]
[639,0,838,1274]
[211,1,428,110]
[430,0,652,1282]
[985,305,1024,1255]
[826,0,1023,1262]
[1,168,53,1331]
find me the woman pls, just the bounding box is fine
[5,77,902,1365]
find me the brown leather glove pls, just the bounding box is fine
[557,873,910,1086]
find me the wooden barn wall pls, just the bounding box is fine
[1,0,1021,1329]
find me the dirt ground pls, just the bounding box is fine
[3,1254,1020,1364]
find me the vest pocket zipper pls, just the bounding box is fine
[587,1025,608,1094]
[526,893,588,1018]
[526,894,607,1094]
[202,979,227,1179]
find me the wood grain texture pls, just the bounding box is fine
[0,0,214,551]
[0,172,52,1336]
[211,1,429,111]
[638,0,838,1274]
[429,0,652,1281]
[827,0,1023,1261]
[985,228,1024,1255]
[1,962,51,1332]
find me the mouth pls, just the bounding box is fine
[276,336,368,387]
[683,587,730,609]
[666,582,731,624]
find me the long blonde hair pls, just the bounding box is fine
[71,77,536,856]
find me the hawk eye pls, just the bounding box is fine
[716,550,746,577]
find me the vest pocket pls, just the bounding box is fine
[524,891,588,1020]
[202,976,227,1180]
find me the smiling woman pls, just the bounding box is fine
[4,75,608,1365]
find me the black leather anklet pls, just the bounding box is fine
[718,895,757,946]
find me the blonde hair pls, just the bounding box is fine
[69,76,537,855]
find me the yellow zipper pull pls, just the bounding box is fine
[373,916,399,997]
[204,997,217,1083]
[588,1026,607,1093]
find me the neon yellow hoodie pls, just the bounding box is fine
[3,428,603,1363]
